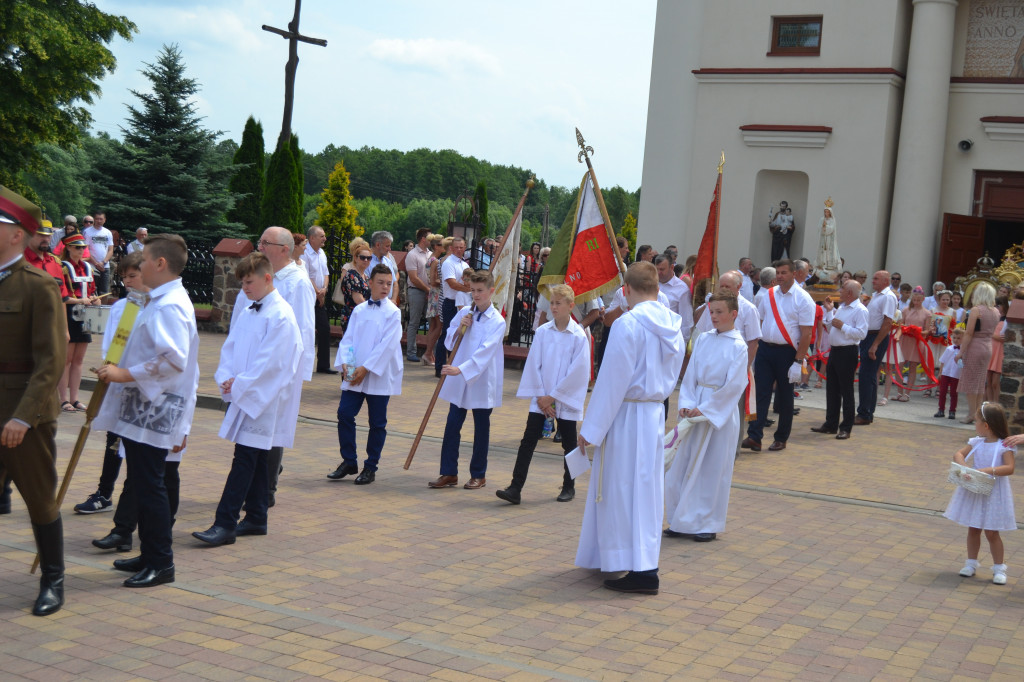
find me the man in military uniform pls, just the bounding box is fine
[0,186,67,616]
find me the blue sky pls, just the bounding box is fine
[88,0,656,190]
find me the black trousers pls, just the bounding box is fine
[314,301,331,371]
[97,432,122,499]
[215,443,269,530]
[122,437,173,570]
[510,412,576,490]
[112,460,180,536]
[824,345,858,432]
[748,341,797,444]
[434,298,457,374]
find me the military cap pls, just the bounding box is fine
[0,185,43,235]
[37,219,54,237]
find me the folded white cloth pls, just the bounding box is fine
[787,361,802,385]
[663,416,710,470]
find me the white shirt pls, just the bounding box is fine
[659,276,694,340]
[695,295,762,342]
[126,239,145,254]
[335,297,404,396]
[83,226,114,269]
[822,300,869,347]
[301,243,329,290]
[608,286,670,313]
[438,304,506,409]
[753,287,769,318]
[866,288,898,330]
[517,319,590,420]
[939,345,962,379]
[440,254,470,301]
[923,295,938,311]
[369,252,398,299]
[740,275,754,302]
[756,283,816,346]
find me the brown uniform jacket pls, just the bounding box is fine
[0,258,66,427]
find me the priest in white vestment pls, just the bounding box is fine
[576,262,685,595]
[664,295,749,542]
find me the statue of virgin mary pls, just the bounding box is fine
[815,197,841,282]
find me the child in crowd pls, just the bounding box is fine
[944,402,1015,585]
[327,265,403,485]
[455,268,473,310]
[95,234,199,587]
[496,284,590,505]
[935,327,964,420]
[192,253,301,547]
[429,270,505,490]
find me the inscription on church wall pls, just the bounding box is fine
[965,0,1024,77]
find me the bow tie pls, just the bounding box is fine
[249,302,262,311]
[367,299,381,307]
[952,345,960,350]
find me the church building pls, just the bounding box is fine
[637,0,1024,286]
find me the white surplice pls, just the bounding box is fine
[664,329,749,535]
[216,290,302,449]
[94,278,199,451]
[517,319,590,420]
[439,305,505,409]
[575,300,685,573]
[334,298,403,395]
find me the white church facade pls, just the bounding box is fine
[637,0,1024,286]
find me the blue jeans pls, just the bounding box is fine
[214,444,269,530]
[857,331,889,420]
[337,390,390,472]
[440,404,492,479]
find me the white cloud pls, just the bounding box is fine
[367,38,501,77]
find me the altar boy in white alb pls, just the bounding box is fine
[576,262,685,595]
[664,294,749,543]
[327,265,403,485]
[192,253,301,547]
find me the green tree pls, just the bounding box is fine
[620,212,638,259]
[317,160,361,245]
[22,143,90,220]
[400,198,451,242]
[261,137,301,231]
[226,116,265,236]
[290,133,304,229]
[1,2,136,193]
[473,181,489,236]
[89,44,237,242]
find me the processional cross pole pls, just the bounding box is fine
[262,0,327,151]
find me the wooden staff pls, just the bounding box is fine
[403,326,467,470]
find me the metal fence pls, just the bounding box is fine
[109,239,215,306]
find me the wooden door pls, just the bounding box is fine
[937,213,985,285]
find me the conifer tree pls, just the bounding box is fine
[317,161,361,246]
[620,212,638,258]
[227,116,265,236]
[261,137,301,231]
[474,181,489,236]
[290,133,304,230]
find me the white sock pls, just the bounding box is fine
[965,559,979,568]
[993,563,1007,574]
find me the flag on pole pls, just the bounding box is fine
[692,153,724,301]
[491,206,522,337]
[538,172,621,303]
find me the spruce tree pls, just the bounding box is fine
[290,133,304,230]
[227,116,265,236]
[89,44,234,243]
[474,181,489,237]
[261,138,301,231]
[317,161,361,246]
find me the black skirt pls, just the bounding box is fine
[66,305,92,344]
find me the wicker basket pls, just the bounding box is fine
[948,461,995,496]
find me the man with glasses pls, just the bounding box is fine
[434,236,471,377]
[889,272,902,293]
[300,226,332,374]
[83,211,114,295]
[127,227,148,254]
[368,231,399,307]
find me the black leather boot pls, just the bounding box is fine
[0,477,11,514]
[31,516,65,616]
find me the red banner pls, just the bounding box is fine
[692,174,721,286]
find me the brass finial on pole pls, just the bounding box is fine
[576,128,594,167]
[718,150,725,174]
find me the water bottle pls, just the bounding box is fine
[542,417,554,439]
[344,346,356,382]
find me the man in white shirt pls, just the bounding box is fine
[404,228,432,362]
[83,210,114,294]
[889,272,902,293]
[738,257,755,302]
[50,214,76,250]
[811,281,868,440]
[434,236,471,377]
[753,266,776,318]
[301,225,332,373]
[655,254,693,341]
[742,259,815,452]
[923,280,945,310]
[855,271,897,425]
[126,227,148,254]
[367,231,399,307]
[793,259,810,288]
[694,271,761,365]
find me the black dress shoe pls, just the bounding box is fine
[354,469,375,485]
[553,431,562,443]
[93,531,133,552]
[327,461,359,480]
[556,486,575,502]
[694,532,717,542]
[124,565,175,588]
[835,431,851,440]
[810,425,838,434]
[664,529,695,538]
[604,570,659,595]
[236,518,268,536]
[496,487,521,505]
[192,525,236,546]
[316,368,339,375]
[113,555,145,573]
[765,419,775,427]
[740,437,761,452]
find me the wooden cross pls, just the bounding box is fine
[262,0,327,151]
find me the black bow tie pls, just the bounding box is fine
[367,299,381,307]
[249,302,262,311]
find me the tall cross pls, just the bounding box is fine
[262,0,327,151]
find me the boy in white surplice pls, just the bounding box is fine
[192,253,301,547]
[575,262,685,595]
[664,294,749,543]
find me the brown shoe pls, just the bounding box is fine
[853,417,872,426]
[463,477,486,489]
[835,431,851,440]
[740,437,761,452]
[768,441,786,451]
[427,475,458,488]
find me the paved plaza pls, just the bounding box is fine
[3,332,1024,680]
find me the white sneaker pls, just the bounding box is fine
[959,560,978,577]
[993,565,1008,585]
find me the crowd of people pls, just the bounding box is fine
[3,178,1021,616]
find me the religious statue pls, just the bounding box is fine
[769,200,794,261]
[815,197,841,282]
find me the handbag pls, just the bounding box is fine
[332,276,346,305]
[947,461,995,496]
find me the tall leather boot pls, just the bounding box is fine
[0,476,11,514]
[31,515,65,616]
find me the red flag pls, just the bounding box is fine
[692,172,721,287]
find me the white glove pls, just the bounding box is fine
[787,362,802,385]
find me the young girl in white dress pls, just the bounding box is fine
[943,402,1016,584]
